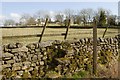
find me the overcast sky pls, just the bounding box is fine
[0,2,119,25]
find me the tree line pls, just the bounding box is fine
[3,8,120,27]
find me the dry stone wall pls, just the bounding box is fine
[1,35,119,79]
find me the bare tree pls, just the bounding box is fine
[64,9,74,19]
[107,15,117,26]
[86,8,94,25]
[4,19,15,27]
[79,9,89,26]
[34,10,42,26]
[19,13,31,26]
[26,17,36,26]
[64,9,75,25]
[55,11,64,25]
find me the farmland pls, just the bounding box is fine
[1,27,119,45]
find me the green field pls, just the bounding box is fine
[0,28,119,45]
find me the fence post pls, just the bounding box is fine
[102,25,109,38]
[39,18,48,42]
[64,19,71,40]
[93,17,97,75]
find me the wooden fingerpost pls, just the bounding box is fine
[93,17,97,75]
[64,19,71,40]
[39,18,48,42]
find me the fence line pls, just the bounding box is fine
[2,18,99,75]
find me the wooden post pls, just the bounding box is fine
[93,17,97,75]
[102,25,109,38]
[39,18,48,42]
[64,19,71,40]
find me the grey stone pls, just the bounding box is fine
[28,67,33,71]
[11,49,19,53]
[66,49,74,54]
[32,55,38,61]
[80,39,85,44]
[15,75,22,78]
[11,46,28,53]
[12,66,21,71]
[99,37,104,43]
[31,63,36,67]
[23,70,31,78]
[1,61,4,65]
[55,58,70,64]
[104,39,108,43]
[23,61,31,67]
[30,50,35,54]
[38,54,43,59]
[33,43,39,49]
[28,54,33,61]
[3,57,12,61]
[41,47,46,51]
[6,60,15,64]
[110,38,114,44]
[26,43,36,49]
[16,43,23,48]
[39,41,53,48]
[35,49,41,52]
[2,52,14,58]
[17,71,23,76]
[42,56,47,60]
[53,40,62,45]
[36,61,39,66]
[22,65,28,70]
[13,62,23,67]
[40,61,44,66]
[84,38,88,44]
[3,47,11,52]
[13,56,18,60]
[8,43,17,49]
[43,51,47,55]
[2,64,11,68]
[35,66,39,70]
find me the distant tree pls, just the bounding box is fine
[35,10,52,25]
[64,9,75,25]
[20,13,31,26]
[4,19,15,27]
[73,15,82,25]
[64,9,74,19]
[98,10,107,27]
[118,16,120,26]
[55,12,64,25]
[26,17,36,25]
[87,8,94,25]
[107,15,117,26]
[79,9,89,26]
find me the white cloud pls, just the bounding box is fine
[10,13,21,22]
[0,15,6,26]
[49,11,56,17]
[49,11,57,21]
[0,15,6,20]
[10,13,21,18]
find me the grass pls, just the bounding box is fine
[1,28,119,45]
[72,70,89,78]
